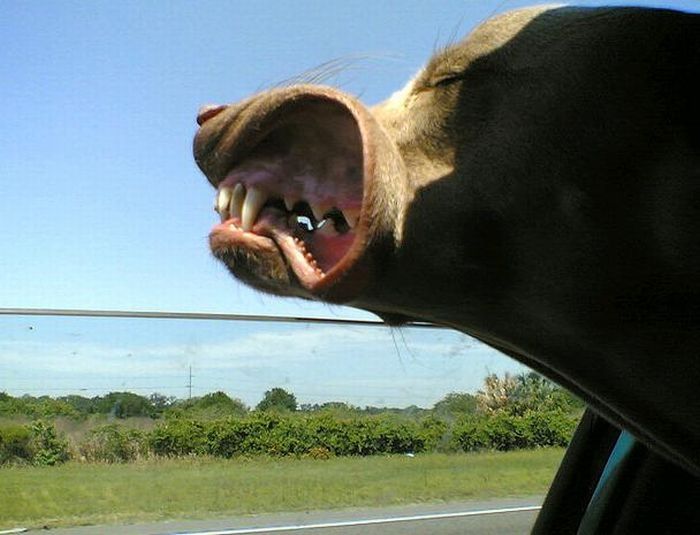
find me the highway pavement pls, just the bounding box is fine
[19,496,542,535]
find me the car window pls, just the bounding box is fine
[3,0,696,532]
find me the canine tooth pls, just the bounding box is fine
[284,196,298,211]
[310,203,326,222]
[343,208,360,229]
[317,221,338,236]
[231,183,245,219]
[241,186,268,231]
[216,188,233,218]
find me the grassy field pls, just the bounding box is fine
[0,449,564,530]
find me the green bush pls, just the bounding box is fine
[524,410,579,447]
[148,419,208,457]
[80,424,147,462]
[482,413,531,450]
[3,402,580,464]
[94,392,156,419]
[418,416,450,452]
[147,414,426,459]
[206,415,328,457]
[452,417,490,452]
[0,424,33,464]
[452,410,579,452]
[204,415,281,457]
[0,395,81,420]
[204,419,247,458]
[167,392,248,421]
[322,417,424,456]
[1,422,72,465]
[265,417,317,455]
[29,421,71,466]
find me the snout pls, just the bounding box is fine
[192,85,407,301]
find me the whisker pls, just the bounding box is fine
[275,57,356,87]
[271,53,404,89]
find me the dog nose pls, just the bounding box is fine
[197,104,227,126]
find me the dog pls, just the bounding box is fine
[194,5,700,475]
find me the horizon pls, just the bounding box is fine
[0,312,527,408]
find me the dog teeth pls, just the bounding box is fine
[284,196,298,211]
[309,203,326,222]
[214,184,246,222]
[216,188,233,221]
[343,208,360,228]
[214,183,360,233]
[231,183,245,219]
[241,186,268,231]
[316,220,338,236]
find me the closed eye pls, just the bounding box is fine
[432,73,464,88]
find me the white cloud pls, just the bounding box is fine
[0,323,525,406]
[0,325,498,376]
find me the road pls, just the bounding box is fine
[22,497,542,535]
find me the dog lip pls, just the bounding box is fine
[194,83,406,303]
[196,87,375,296]
[194,86,371,188]
[209,213,329,290]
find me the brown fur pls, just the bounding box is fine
[195,6,700,474]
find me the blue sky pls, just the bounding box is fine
[1,0,696,406]
[0,314,527,407]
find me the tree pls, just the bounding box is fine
[95,392,155,418]
[149,393,177,415]
[159,392,251,420]
[433,392,477,417]
[476,372,583,416]
[512,372,583,414]
[476,373,520,414]
[190,391,248,418]
[256,387,297,412]
[300,401,356,413]
[59,395,96,415]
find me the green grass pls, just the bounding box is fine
[0,449,564,529]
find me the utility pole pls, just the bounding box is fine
[188,366,193,400]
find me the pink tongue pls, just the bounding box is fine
[310,231,355,272]
[256,210,355,285]
[269,228,323,284]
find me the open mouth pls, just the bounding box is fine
[204,97,365,292]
